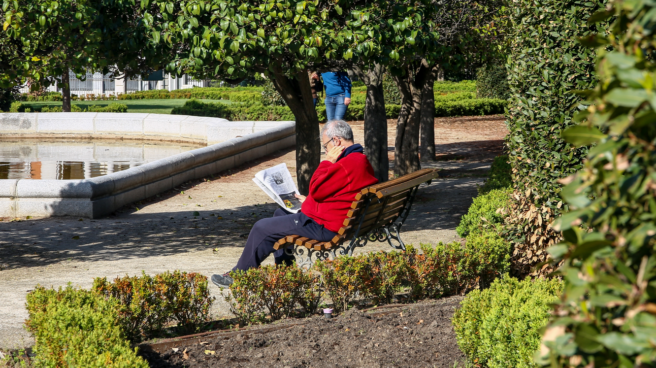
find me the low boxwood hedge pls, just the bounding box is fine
[26,285,149,367]
[25,271,214,366]
[172,98,506,121]
[9,102,128,113]
[453,276,563,368]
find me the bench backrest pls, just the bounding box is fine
[330,168,438,246]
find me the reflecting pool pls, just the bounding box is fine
[0,140,204,180]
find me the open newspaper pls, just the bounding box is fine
[252,163,302,213]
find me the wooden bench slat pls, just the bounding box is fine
[295,237,309,246]
[372,171,438,198]
[367,169,435,192]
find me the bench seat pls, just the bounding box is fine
[273,168,439,267]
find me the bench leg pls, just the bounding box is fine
[284,246,339,269]
[383,224,406,252]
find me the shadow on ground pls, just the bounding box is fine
[0,176,482,271]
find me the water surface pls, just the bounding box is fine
[0,140,203,180]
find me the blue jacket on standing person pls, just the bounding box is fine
[321,72,352,121]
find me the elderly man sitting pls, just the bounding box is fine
[211,120,378,288]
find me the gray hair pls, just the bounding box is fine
[321,120,354,142]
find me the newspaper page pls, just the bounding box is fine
[252,163,302,213]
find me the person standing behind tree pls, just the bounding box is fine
[321,71,351,120]
[309,71,323,107]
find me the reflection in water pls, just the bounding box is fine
[0,140,203,180]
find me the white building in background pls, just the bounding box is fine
[19,71,210,97]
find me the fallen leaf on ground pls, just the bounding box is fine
[172,348,179,353]
[183,348,189,360]
[205,350,215,355]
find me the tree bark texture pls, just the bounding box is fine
[392,63,432,177]
[352,64,388,183]
[61,71,71,112]
[420,67,439,162]
[270,67,321,195]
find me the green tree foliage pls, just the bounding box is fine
[538,2,656,366]
[503,0,604,277]
[3,0,162,111]
[154,0,346,193]
[388,0,499,175]
[453,276,562,368]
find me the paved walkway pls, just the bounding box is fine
[0,116,507,349]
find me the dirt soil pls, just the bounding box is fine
[0,115,507,350]
[142,297,465,368]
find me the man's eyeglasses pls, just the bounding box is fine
[321,137,334,152]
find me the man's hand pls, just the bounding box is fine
[344,97,351,106]
[326,146,345,163]
[294,194,306,203]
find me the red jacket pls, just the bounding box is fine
[302,145,379,233]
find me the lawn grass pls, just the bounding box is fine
[21,99,230,114]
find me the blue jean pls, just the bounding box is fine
[324,94,348,121]
[233,208,337,271]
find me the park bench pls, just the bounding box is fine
[273,168,439,267]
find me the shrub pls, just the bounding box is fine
[260,79,286,106]
[434,80,476,93]
[314,256,366,313]
[116,86,262,102]
[434,98,506,117]
[476,63,510,100]
[8,103,127,113]
[173,98,504,122]
[25,285,149,367]
[453,276,562,368]
[383,73,401,105]
[460,231,511,289]
[227,237,513,321]
[503,0,605,277]
[478,155,512,195]
[456,188,512,238]
[86,103,128,112]
[155,271,214,335]
[225,265,321,325]
[93,270,214,341]
[538,1,656,366]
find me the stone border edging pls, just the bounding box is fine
[0,112,290,145]
[0,114,296,218]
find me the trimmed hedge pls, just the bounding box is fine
[25,271,214,366]
[503,0,604,277]
[434,80,476,93]
[478,155,512,195]
[25,285,149,367]
[117,87,261,103]
[456,188,512,239]
[226,239,511,324]
[172,98,506,121]
[453,276,562,368]
[9,102,128,113]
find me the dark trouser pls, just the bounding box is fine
[233,208,337,271]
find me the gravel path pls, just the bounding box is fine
[0,116,507,349]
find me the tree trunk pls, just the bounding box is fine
[61,71,71,112]
[420,67,439,162]
[269,67,321,195]
[352,64,388,183]
[392,63,432,177]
